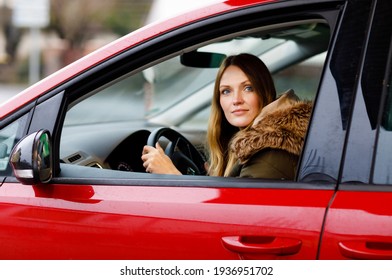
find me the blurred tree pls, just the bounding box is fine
[105,0,153,36]
[0,5,21,64]
[0,3,22,83]
[50,0,152,65]
[51,1,112,48]
[0,0,152,83]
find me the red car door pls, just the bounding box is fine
[319,190,392,259]
[0,180,334,259]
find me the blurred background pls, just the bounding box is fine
[0,0,215,103]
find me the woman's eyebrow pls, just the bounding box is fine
[220,79,250,88]
[219,83,232,89]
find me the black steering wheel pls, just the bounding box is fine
[147,127,207,175]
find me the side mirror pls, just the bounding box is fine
[9,130,53,185]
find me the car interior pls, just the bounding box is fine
[58,20,330,180]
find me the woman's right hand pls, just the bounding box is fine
[141,142,182,175]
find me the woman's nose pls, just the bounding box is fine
[232,91,244,105]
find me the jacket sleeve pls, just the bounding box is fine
[239,149,298,180]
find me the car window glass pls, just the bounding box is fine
[299,0,373,183]
[0,114,28,176]
[343,0,392,184]
[373,50,392,184]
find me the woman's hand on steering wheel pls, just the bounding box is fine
[141,142,182,175]
[146,127,207,175]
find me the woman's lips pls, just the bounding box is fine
[231,109,248,115]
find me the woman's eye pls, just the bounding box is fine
[221,89,230,95]
[244,85,253,92]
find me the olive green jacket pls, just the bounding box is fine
[228,91,312,180]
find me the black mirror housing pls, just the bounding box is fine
[9,130,53,185]
[180,51,226,68]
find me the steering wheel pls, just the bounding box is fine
[147,127,207,175]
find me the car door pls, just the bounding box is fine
[319,0,392,259]
[0,0,345,260]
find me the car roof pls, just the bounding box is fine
[0,0,278,119]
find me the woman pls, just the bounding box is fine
[142,53,312,179]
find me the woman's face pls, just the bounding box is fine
[219,65,261,128]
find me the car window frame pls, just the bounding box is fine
[11,1,344,189]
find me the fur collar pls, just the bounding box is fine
[229,91,313,164]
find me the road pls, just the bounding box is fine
[0,84,26,105]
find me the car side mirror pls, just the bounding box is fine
[9,130,53,185]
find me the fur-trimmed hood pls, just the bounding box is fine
[230,90,313,164]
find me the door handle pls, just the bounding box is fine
[221,236,302,255]
[339,241,392,260]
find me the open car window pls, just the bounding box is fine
[60,20,329,176]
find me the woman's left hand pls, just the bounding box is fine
[141,142,182,175]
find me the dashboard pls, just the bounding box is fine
[60,121,206,174]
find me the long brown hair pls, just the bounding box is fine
[206,53,276,176]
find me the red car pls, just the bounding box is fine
[0,0,391,260]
